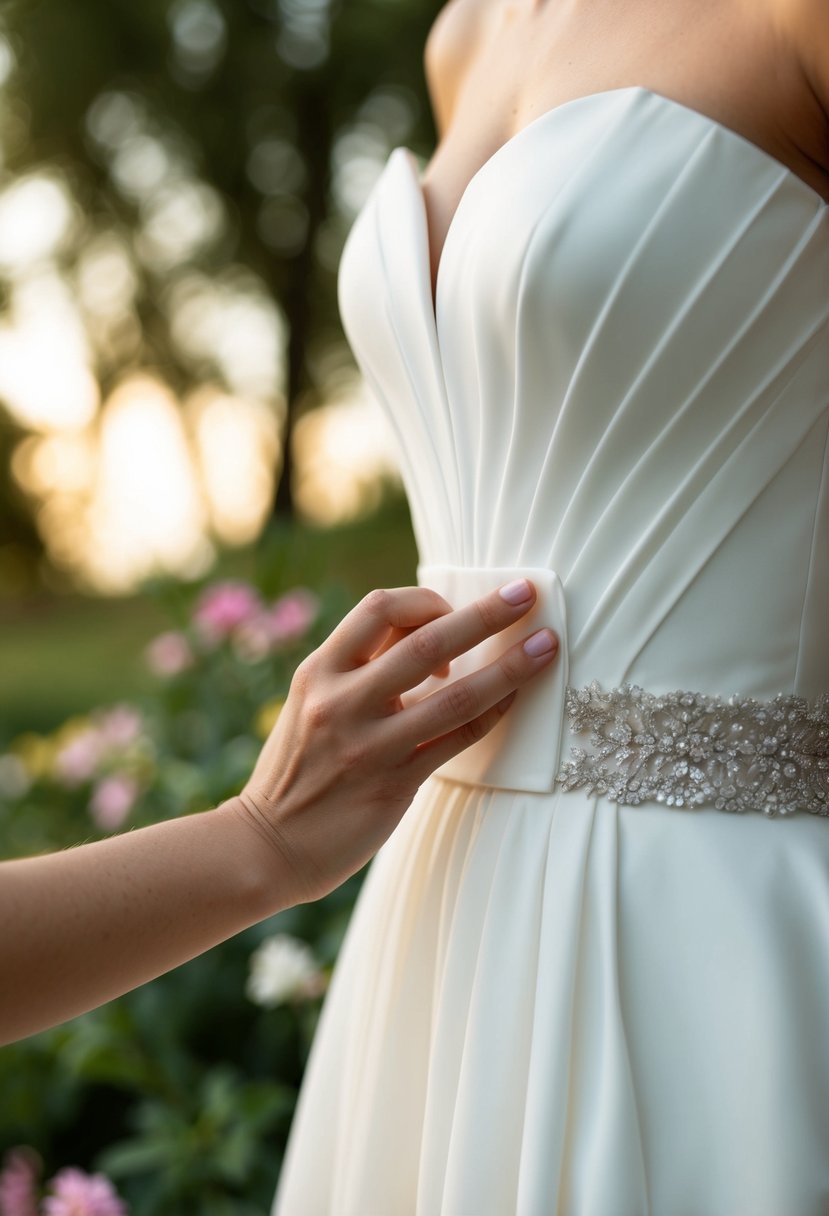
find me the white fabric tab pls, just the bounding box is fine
[403,565,569,793]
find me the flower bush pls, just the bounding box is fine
[0,1150,128,1216]
[0,565,364,1215]
[43,1167,128,1216]
[1,576,338,846]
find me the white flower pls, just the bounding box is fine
[246,933,327,1007]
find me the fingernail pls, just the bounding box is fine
[499,578,532,605]
[523,629,556,657]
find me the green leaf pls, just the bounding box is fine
[97,1136,176,1178]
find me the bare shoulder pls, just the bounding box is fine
[773,0,829,114]
[423,0,491,137]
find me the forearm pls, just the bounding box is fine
[0,799,288,1046]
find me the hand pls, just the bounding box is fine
[228,581,559,904]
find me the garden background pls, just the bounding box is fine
[0,0,439,1210]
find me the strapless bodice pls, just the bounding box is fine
[337,85,829,716]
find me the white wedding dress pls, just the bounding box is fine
[272,86,829,1215]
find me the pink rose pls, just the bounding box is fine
[232,614,274,664]
[0,1147,40,1216]
[54,731,104,788]
[144,631,194,677]
[43,1167,127,1216]
[268,589,319,646]
[96,705,143,749]
[193,581,263,645]
[89,773,139,831]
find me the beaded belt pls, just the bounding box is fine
[408,565,829,817]
[557,681,829,817]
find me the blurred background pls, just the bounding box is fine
[0,0,439,1211]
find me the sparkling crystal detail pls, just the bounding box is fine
[554,681,829,817]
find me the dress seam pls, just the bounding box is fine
[794,404,829,689]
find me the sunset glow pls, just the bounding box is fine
[0,57,404,594]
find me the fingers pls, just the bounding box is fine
[369,624,451,679]
[319,587,454,670]
[406,691,520,781]
[367,580,541,701]
[367,624,407,661]
[388,624,559,770]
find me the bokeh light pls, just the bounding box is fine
[0,172,78,273]
[294,375,401,525]
[0,268,99,432]
[185,387,279,546]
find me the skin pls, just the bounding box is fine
[421,0,829,306]
[0,580,559,1047]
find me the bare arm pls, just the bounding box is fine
[0,802,278,1047]
[0,580,558,1045]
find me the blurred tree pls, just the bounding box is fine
[0,410,42,589]
[0,0,438,557]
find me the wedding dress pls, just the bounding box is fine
[272,86,829,1215]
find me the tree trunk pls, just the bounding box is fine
[272,80,331,521]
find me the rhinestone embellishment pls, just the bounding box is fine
[554,680,829,816]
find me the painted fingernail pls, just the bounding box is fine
[499,578,532,605]
[523,629,556,657]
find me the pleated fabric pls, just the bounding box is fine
[273,86,829,1214]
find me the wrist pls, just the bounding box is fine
[211,794,305,917]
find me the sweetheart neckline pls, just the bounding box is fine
[395,84,829,324]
